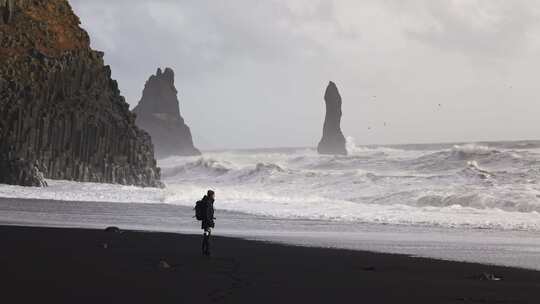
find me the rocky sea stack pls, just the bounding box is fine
[133,68,200,158]
[317,81,347,155]
[0,0,162,187]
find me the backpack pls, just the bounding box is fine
[195,200,205,221]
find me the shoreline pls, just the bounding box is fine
[3,221,540,273]
[2,225,540,303]
[3,196,540,271]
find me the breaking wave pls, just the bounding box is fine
[3,139,540,231]
[232,163,287,182]
[161,158,231,179]
[154,140,540,230]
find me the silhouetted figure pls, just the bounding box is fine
[197,190,215,256]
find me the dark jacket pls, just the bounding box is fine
[201,195,215,229]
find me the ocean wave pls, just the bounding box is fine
[346,136,418,157]
[1,175,540,231]
[230,163,288,182]
[4,139,537,232]
[161,158,231,178]
[459,161,494,179]
[414,193,540,213]
[161,185,540,231]
[404,144,529,172]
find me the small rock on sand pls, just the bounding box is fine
[104,227,121,233]
[159,260,171,269]
[468,273,502,281]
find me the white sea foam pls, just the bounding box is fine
[2,140,540,231]
[0,180,167,204]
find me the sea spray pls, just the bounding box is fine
[2,140,540,231]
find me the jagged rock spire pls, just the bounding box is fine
[317,81,347,155]
[133,67,201,158]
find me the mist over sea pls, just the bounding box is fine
[2,138,540,269]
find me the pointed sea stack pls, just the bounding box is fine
[317,81,347,155]
[133,68,201,158]
[0,0,162,187]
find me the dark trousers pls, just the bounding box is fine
[202,227,211,255]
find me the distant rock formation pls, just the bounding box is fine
[133,68,201,158]
[0,0,162,187]
[317,81,347,155]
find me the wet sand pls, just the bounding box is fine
[1,225,539,303]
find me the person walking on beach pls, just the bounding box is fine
[195,190,215,256]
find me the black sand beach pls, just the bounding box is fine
[1,225,539,304]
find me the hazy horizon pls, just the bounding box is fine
[71,0,540,150]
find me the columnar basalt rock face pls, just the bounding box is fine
[0,0,162,187]
[317,81,347,155]
[133,68,201,158]
[0,0,14,25]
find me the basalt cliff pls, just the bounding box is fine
[317,81,347,155]
[0,0,162,187]
[133,68,200,158]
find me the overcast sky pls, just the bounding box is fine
[70,0,540,150]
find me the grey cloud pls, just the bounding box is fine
[68,0,540,149]
[384,0,540,58]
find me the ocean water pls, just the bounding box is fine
[157,138,540,231]
[2,138,540,269]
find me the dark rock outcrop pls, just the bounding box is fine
[0,0,162,187]
[317,81,347,155]
[133,68,200,158]
[0,0,14,25]
[104,226,121,233]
